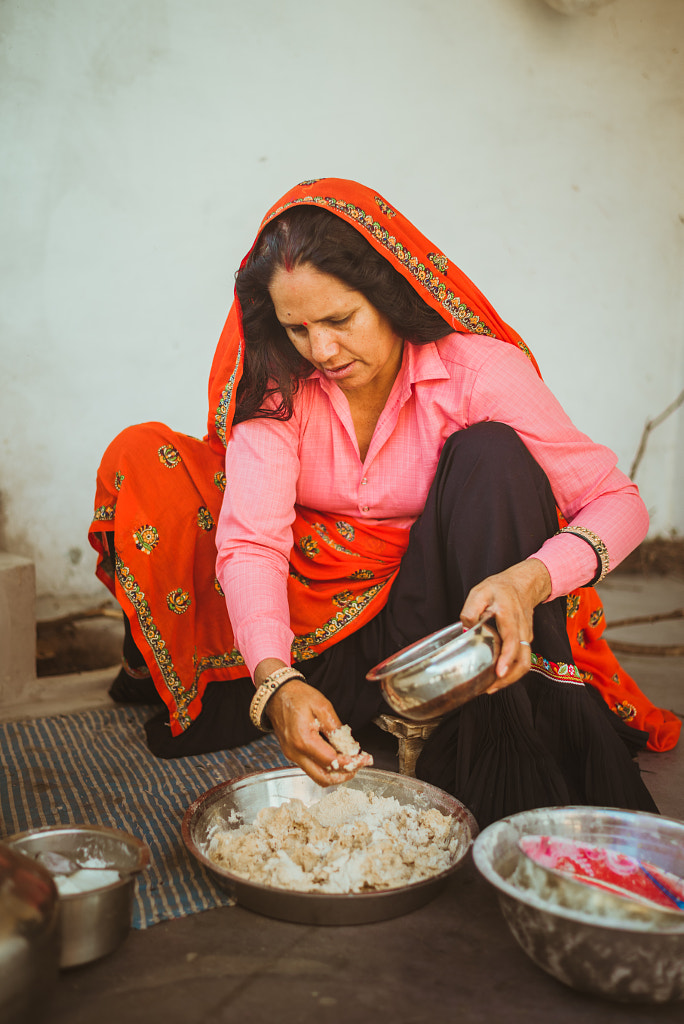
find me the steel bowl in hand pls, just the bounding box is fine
[367,618,502,721]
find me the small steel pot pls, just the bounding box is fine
[367,618,502,721]
[6,825,149,968]
[0,840,59,1024]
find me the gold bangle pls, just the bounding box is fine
[249,667,305,732]
[558,525,610,585]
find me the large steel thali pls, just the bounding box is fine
[182,767,478,925]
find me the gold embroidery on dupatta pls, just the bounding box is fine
[214,338,243,447]
[290,579,390,661]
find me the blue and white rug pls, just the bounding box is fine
[0,705,289,928]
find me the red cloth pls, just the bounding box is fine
[566,587,680,751]
[89,177,680,751]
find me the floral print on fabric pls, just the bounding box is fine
[93,504,116,522]
[374,196,396,218]
[133,524,159,554]
[335,521,355,542]
[614,701,637,722]
[167,588,192,614]
[287,508,410,671]
[214,471,226,492]
[158,444,182,468]
[299,536,320,559]
[114,472,125,491]
[313,522,358,556]
[566,593,581,617]
[428,252,448,274]
[197,507,215,531]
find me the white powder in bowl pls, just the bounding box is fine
[54,869,120,895]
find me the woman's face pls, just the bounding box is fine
[268,263,404,400]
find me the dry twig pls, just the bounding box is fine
[607,641,684,657]
[630,389,684,480]
[604,607,684,657]
[605,609,684,630]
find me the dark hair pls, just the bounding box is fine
[233,206,452,422]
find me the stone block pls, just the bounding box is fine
[0,553,37,706]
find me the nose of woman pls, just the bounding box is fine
[308,326,341,364]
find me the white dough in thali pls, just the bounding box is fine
[205,787,459,894]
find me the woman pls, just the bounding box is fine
[90,178,679,827]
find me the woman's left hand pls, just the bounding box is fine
[459,558,552,693]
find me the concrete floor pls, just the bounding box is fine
[10,574,684,1023]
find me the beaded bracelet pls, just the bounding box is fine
[249,667,306,732]
[557,525,610,586]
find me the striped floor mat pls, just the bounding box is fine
[0,705,289,928]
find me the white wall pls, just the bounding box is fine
[1,0,683,600]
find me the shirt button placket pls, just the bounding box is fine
[360,476,369,513]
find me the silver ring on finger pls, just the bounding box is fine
[519,640,532,648]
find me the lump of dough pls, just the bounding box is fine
[326,724,373,771]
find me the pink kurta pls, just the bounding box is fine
[217,332,647,676]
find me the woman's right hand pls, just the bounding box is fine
[264,677,367,786]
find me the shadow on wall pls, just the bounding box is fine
[541,0,617,13]
[0,492,7,552]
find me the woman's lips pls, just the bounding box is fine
[320,361,356,380]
